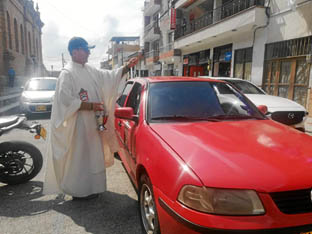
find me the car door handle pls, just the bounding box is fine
[118,121,122,127]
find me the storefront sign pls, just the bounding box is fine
[170,8,176,30]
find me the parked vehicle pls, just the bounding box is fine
[20,77,57,116]
[203,77,308,131]
[115,76,312,234]
[0,115,45,185]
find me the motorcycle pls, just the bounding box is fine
[0,115,46,185]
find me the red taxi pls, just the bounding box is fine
[114,76,312,234]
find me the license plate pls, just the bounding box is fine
[40,126,47,140]
[300,231,312,234]
[36,105,47,111]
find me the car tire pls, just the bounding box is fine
[138,174,161,234]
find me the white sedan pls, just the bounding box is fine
[203,77,308,131]
[20,77,57,116]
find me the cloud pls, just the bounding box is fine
[39,0,142,70]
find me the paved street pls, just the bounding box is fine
[0,115,142,234]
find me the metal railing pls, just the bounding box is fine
[175,0,265,40]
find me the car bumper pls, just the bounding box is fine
[154,187,312,234]
[20,102,52,114]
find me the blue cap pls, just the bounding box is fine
[68,37,95,55]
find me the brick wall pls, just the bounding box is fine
[0,0,44,81]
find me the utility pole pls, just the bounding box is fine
[62,53,66,68]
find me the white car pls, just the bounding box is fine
[202,77,308,131]
[20,77,57,116]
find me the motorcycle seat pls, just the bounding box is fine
[0,116,19,128]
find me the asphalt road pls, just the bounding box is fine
[0,114,142,234]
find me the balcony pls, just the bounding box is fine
[145,50,160,64]
[144,0,161,16]
[175,0,265,40]
[144,22,161,42]
[159,43,182,62]
[174,0,266,49]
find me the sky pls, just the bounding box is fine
[37,0,143,71]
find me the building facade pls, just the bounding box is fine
[172,0,312,113]
[142,0,182,76]
[107,36,140,69]
[0,0,44,89]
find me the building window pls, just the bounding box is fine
[28,32,32,55]
[213,44,232,77]
[14,19,19,52]
[6,12,12,49]
[234,47,253,80]
[263,36,312,107]
[20,25,24,54]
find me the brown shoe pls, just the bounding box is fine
[72,194,99,201]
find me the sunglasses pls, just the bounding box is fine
[78,47,90,53]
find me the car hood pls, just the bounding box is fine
[245,94,306,112]
[22,91,55,100]
[150,120,312,192]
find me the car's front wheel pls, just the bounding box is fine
[139,174,160,234]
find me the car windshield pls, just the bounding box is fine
[224,80,265,95]
[148,81,265,122]
[25,79,57,91]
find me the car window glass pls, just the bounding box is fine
[148,81,264,122]
[25,79,56,91]
[126,83,142,115]
[117,82,133,107]
[226,80,264,94]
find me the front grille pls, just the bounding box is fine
[270,189,312,214]
[271,111,305,125]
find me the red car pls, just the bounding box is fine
[114,76,312,234]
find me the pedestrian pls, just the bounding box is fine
[43,36,138,200]
[8,67,15,87]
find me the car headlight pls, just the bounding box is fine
[178,185,265,215]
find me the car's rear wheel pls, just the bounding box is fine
[139,174,160,234]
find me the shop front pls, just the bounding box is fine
[213,44,232,77]
[262,36,312,109]
[183,49,210,77]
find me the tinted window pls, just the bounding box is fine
[25,79,56,91]
[148,81,264,122]
[126,83,142,115]
[225,80,265,94]
[117,82,133,107]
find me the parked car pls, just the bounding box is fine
[20,77,57,116]
[202,77,308,131]
[115,76,312,234]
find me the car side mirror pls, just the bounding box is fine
[257,105,268,115]
[115,107,138,123]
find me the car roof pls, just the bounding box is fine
[132,76,225,84]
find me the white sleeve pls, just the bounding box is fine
[51,70,81,128]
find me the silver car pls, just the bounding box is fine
[203,77,308,131]
[20,77,57,116]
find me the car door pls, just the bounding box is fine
[115,82,134,150]
[123,82,142,178]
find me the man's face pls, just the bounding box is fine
[72,47,90,65]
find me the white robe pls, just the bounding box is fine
[43,61,125,197]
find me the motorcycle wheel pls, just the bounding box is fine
[0,141,43,185]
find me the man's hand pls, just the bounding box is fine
[122,57,139,76]
[79,102,105,111]
[93,102,105,111]
[127,57,139,68]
